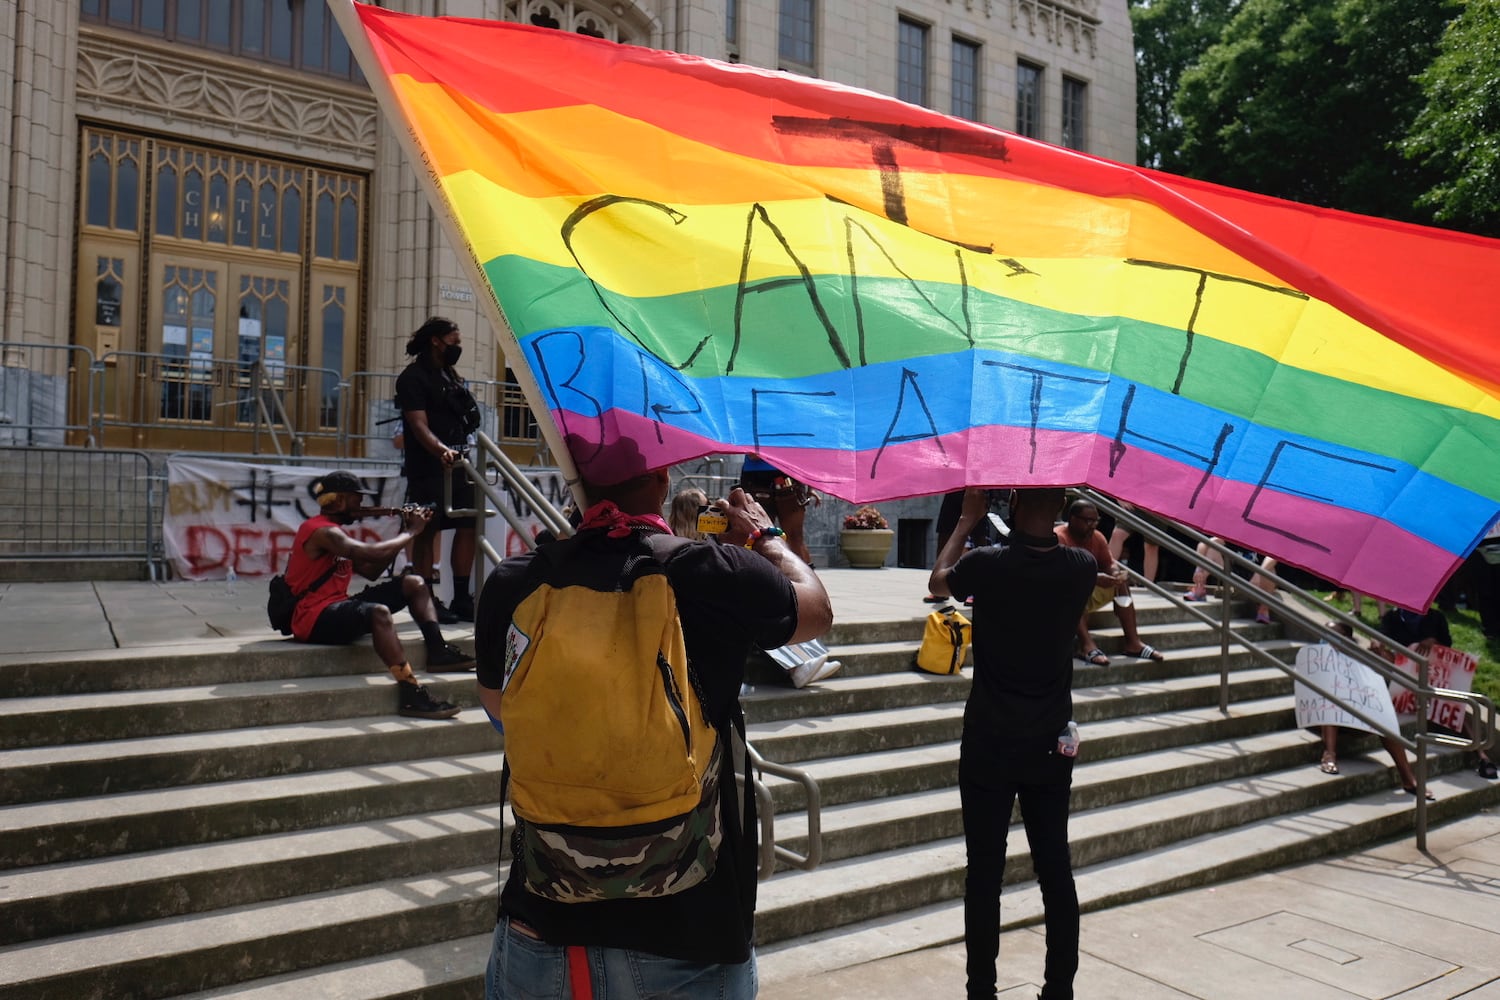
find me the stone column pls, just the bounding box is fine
[1,0,79,346]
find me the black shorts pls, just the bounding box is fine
[406,468,477,529]
[305,578,410,645]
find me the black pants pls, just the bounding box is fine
[959,743,1078,1000]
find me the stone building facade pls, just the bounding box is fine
[0,0,1133,467]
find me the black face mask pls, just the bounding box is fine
[442,343,462,366]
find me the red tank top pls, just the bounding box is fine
[286,514,355,639]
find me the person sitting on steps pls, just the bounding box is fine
[285,470,474,720]
[1312,620,1431,799]
[1054,499,1165,665]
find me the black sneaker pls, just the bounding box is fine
[431,595,461,625]
[398,682,460,720]
[447,594,475,623]
[427,642,476,671]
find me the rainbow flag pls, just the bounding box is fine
[337,3,1500,609]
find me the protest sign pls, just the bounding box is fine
[163,458,403,580]
[163,457,569,582]
[1294,644,1401,734]
[1389,644,1478,733]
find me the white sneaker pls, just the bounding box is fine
[788,654,829,688]
[810,659,842,683]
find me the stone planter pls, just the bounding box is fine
[839,528,894,568]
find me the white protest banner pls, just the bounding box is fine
[164,457,573,582]
[1293,644,1401,734]
[164,458,405,580]
[1389,644,1478,732]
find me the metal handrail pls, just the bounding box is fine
[1080,488,1497,850]
[745,742,824,878]
[445,431,574,598]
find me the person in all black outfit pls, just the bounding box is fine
[395,316,482,622]
[929,487,1097,1000]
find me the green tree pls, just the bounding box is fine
[1129,0,1242,169]
[1404,0,1500,236]
[1174,0,1456,220]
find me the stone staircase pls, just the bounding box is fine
[1,594,1493,999]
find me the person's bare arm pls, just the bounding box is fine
[309,508,429,579]
[477,683,503,722]
[403,408,460,468]
[928,488,987,598]
[717,486,832,644]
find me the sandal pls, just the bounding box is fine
[1127,644,1165,661]
[1255,604,1272,625]
[1402,785,1437,801]
[1081,648,1110,666]
[1319,752,1339,775]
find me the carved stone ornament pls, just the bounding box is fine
[1011,0,1099,57]
[76,30,378,164]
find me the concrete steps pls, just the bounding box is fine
[1,592,1494,998]
[753,765,1497,985]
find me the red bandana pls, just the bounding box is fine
[580,500,671,538]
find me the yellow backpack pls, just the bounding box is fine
[913,603,972,675]
[499,530,722,901]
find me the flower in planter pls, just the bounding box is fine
[843,505,889,530]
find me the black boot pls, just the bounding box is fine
[397,681,460,719]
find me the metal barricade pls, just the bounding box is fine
[341,371,401,460]
[0,341,97,447]
[0,445,160,576]
[94,351,343,455]
[671,454,743,501]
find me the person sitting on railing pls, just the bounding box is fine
[1374,603,1498,780]
[285,470,475,721]
[396,316,481,623]
[1106,501,1160,585]
[1311,620,1431,798]
[738,455,819,566]
[1055,498,1165,664]
[1184,538,1278,624]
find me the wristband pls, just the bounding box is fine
[744,526,787,548]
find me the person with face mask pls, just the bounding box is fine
[284,470,475,719]
[395,316,482,623]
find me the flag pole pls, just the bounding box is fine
[326,0,585,506]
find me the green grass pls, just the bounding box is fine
[1313,592,1499,705]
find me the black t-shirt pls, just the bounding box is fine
[1379,606,1452,648]
[945,542,1097,752]
[393,358,475,480]
[474,531,798,964]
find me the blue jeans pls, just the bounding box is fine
[485,917,758,999]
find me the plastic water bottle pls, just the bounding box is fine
[225,567,237,596]
[1057,721,1080,758]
